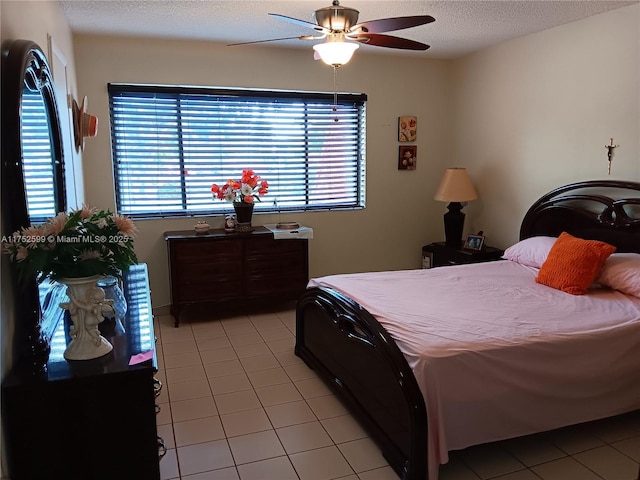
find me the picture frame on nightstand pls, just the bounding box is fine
[463,234,485,251]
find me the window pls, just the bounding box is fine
[108,84,366,218]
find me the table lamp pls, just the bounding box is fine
[434,168,478,247]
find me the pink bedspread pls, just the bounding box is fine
[309,260,640,479]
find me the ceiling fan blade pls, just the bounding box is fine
[269,13,328,33]
[227,35,318,47]
[351,15,435,34]
[351,33,430,51]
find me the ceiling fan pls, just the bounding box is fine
[229,0,435,66]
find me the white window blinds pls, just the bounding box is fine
[21,90,57,223]
[108,84,366,217]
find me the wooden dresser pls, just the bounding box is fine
[1,264,161,480]
[165,227,309,326]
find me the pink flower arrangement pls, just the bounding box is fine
[211,169,269,204]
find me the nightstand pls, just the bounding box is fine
[422,242,504,268]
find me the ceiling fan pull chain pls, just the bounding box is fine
[333,65,339,122]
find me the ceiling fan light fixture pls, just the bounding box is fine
[313,40,359,66]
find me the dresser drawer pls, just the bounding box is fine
[245,238,307,268]
[246,250,307,275]
[245,236,305,255]
[245,272,307,296]
[177,279,241,302]
[244,237,307,296]
[246,251,308,296]
[175,262,242,302]
[173,238,241,263]
[174,258,242,280]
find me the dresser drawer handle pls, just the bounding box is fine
[153,378,163,397]
[155,404,161,415]
[157,436,167,458]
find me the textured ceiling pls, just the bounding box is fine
[59,0,637,59]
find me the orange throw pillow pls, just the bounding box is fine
[535,232,616,295]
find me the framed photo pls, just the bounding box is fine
[398,145,417,170]
[464,234,485,251]
[398,116,417,142]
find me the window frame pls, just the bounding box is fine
[108,83,367,219]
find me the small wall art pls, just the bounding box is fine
[398,116,417,142]
[398,145,417,170]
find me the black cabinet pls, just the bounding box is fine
[1,264,161,480]
[422,242,504,268]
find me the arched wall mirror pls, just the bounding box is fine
[1,39,67,372]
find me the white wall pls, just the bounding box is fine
[74,35,454,308]
[451,4,640,248]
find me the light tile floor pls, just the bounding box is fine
[154,308,640,480]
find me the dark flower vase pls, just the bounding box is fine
[233,203,254,232]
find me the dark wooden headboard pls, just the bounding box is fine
[520,180,640,253]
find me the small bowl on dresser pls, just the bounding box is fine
[194,221,210,234]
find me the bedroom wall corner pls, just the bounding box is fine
[450,3,640,249]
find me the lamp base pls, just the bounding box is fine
[443,202,466,247]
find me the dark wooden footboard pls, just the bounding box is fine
[296,287,427,480]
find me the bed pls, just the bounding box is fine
[295,180,640,480]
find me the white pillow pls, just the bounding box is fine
[502,236,557,268]
[597,253,640,298]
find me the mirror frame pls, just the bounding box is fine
[1,39,67,371]
[2,39,66,229]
